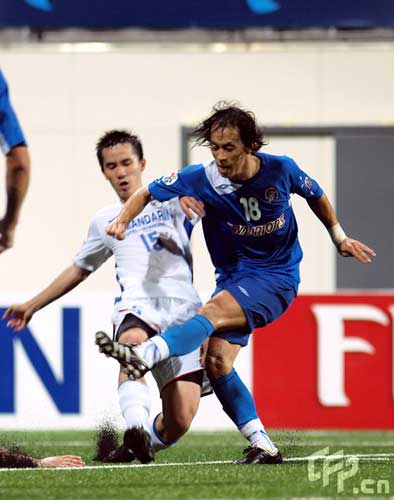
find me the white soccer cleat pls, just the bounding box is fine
[95,331,150,380]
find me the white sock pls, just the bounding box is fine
[239,418,278,455]
[118,379,151,431]
[135,336,170,368]
[148,413,177,452]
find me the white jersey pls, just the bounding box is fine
[74,199,201,308]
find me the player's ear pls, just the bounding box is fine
[140,159,147,172]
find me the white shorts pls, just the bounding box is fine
[112,297,211,395]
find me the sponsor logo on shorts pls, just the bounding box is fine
[230,213,285,237]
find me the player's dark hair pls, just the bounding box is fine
[192,101,266,152]
[96,130,144,171]
[0,442,38,468]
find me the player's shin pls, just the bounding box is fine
[118,379,151,430]
[160,314,215,357]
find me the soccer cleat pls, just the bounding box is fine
[93,418,135,463]
[95,331,150,380]
[235,446,283,465]
[123,427,155,464]
[102,444,135,463]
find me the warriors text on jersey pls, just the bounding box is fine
[149,152,324,288]
[74,198,201,308]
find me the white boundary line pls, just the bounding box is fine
[1,453,394,472]
[15,440,394,448]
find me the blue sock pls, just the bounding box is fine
[161,314,215,357]
[210,368,258,428]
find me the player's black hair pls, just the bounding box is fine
[0,441,38,469]
[96,130,144,171]
[192,101,266,152]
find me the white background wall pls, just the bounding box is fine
[0,41,393,429]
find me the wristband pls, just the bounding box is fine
[328,222,347,247]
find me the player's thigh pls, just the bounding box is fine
[115,312,156,343]
[205,336,242,378]
[161,375,202,431]
[118,327,149,345]
[200,290,248,331]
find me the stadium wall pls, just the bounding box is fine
[0,41,393,429]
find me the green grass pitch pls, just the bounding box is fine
[0,430,393,499]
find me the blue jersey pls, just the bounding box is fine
[0,70,26,155]
[149,152,323,287]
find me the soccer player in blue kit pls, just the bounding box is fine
[97,102,376,464]
[0,70,31,253]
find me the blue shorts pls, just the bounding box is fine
[211,272,297,347]
[0,72,26,155]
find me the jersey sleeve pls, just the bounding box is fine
[148,165,203,202]
[73,218,112,272]
[287,157,324,200]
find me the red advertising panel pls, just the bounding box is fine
[252,295,394,429]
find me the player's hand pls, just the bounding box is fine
[37,455,85,468]
[2,303,35,331]
[106,220,128,240]
[338,237,376,263]
[179,196,205,220]
[0,219,16,254]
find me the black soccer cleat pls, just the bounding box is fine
[95,331,150,380]
[123,427,155,464]
[102,444,135,463]
[235,446,283,465]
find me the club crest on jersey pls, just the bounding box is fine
[299,175,313,191]
[160,172,179,185]
[265,187,279,203]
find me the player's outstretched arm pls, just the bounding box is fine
[0,146,31,253]
[2,264,91,331]
[106,185,152,240]
[37,455,85,468]
[307,193,376,264]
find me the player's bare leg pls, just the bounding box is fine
[151,375,201,448]
[37,455,85,468]
[0,447,84,469]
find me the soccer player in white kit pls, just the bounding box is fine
[3,130,208,464]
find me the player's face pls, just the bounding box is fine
[102,143,145,202]
[210,126,252,181]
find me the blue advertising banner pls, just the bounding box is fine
[1,0,394,29]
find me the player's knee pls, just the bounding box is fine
[164,410,193,441]
[205,352,233,379]
[199,302,228,330]
[118,328,148,345]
